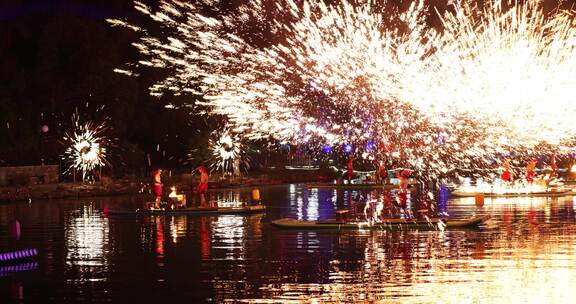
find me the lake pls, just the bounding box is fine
[2,184,576,303]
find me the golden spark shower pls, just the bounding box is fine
[109,0,576,179]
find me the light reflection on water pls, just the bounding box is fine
[65,204,109,268]
[1,184,576,302]
[212,215,247,261]
[255,229,576,303]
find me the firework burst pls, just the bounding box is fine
[63,115,110,180]
[209,129,249,176]
[208,129,249,176]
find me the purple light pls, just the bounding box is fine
[322,144,332,154]
[343,144,354,153]
[0,249,38,262]
[365,140,375,151]
[436,134,445,144]
[0,261,39,276]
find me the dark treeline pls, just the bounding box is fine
[0,0,215,175]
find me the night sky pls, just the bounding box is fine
[1,0,573,174]
[0,0,210,173]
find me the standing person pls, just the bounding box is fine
[396,169,410,216]
[347,155,354,184]
[197,165,209,208]
[501,159,514,183]
[377,160,387,184]
[398,170,410,192]
[549,153,558,184]
[152,169,163,209]
[526,159,537,185]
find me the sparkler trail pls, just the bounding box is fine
[62,113,110,180]
[111,0,576,179]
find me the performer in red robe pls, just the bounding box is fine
[197,165,209,207]
[501,160,513,182]
[347,156,354,182]
[376,160,387,184]
[152,169,163,208]
[526,159,537,184]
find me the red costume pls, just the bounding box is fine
[526,160,537,184]
[501,171,511,182]
[502,160,512,182]
[397,170,410,209]
[378,162,387,179]
[198,182,208,194]
[398,192,408,209]
[526,170,535,183]
[347,156,354,180]
[153,169,163,197]
[153,184,163,196]
[198,165,209,194]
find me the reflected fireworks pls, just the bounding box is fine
[63,116,109,180]
[65,204,109,269]
[258,203,576,303]
[211,216,246,261]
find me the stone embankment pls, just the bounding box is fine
[0,180,143,202]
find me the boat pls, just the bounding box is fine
[270,214,491,230]
[104,204,266,216]
[451,188,574,197]
[305,182,416,190]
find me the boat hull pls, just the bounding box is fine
[452,190,573,197]
[106,204,266,216]
[306,183,414,190]
[270,214,490,230]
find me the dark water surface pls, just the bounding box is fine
[2,184,576,303]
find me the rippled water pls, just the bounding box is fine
[2,184,576,303]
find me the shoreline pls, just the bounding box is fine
[0,180,144,202]
[0,173,330,203]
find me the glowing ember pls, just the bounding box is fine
[168,186,177,198]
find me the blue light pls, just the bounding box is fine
[343,144,354,153]
[322,144,332,154]
[365,140,375,151]
[439,183,449,213]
